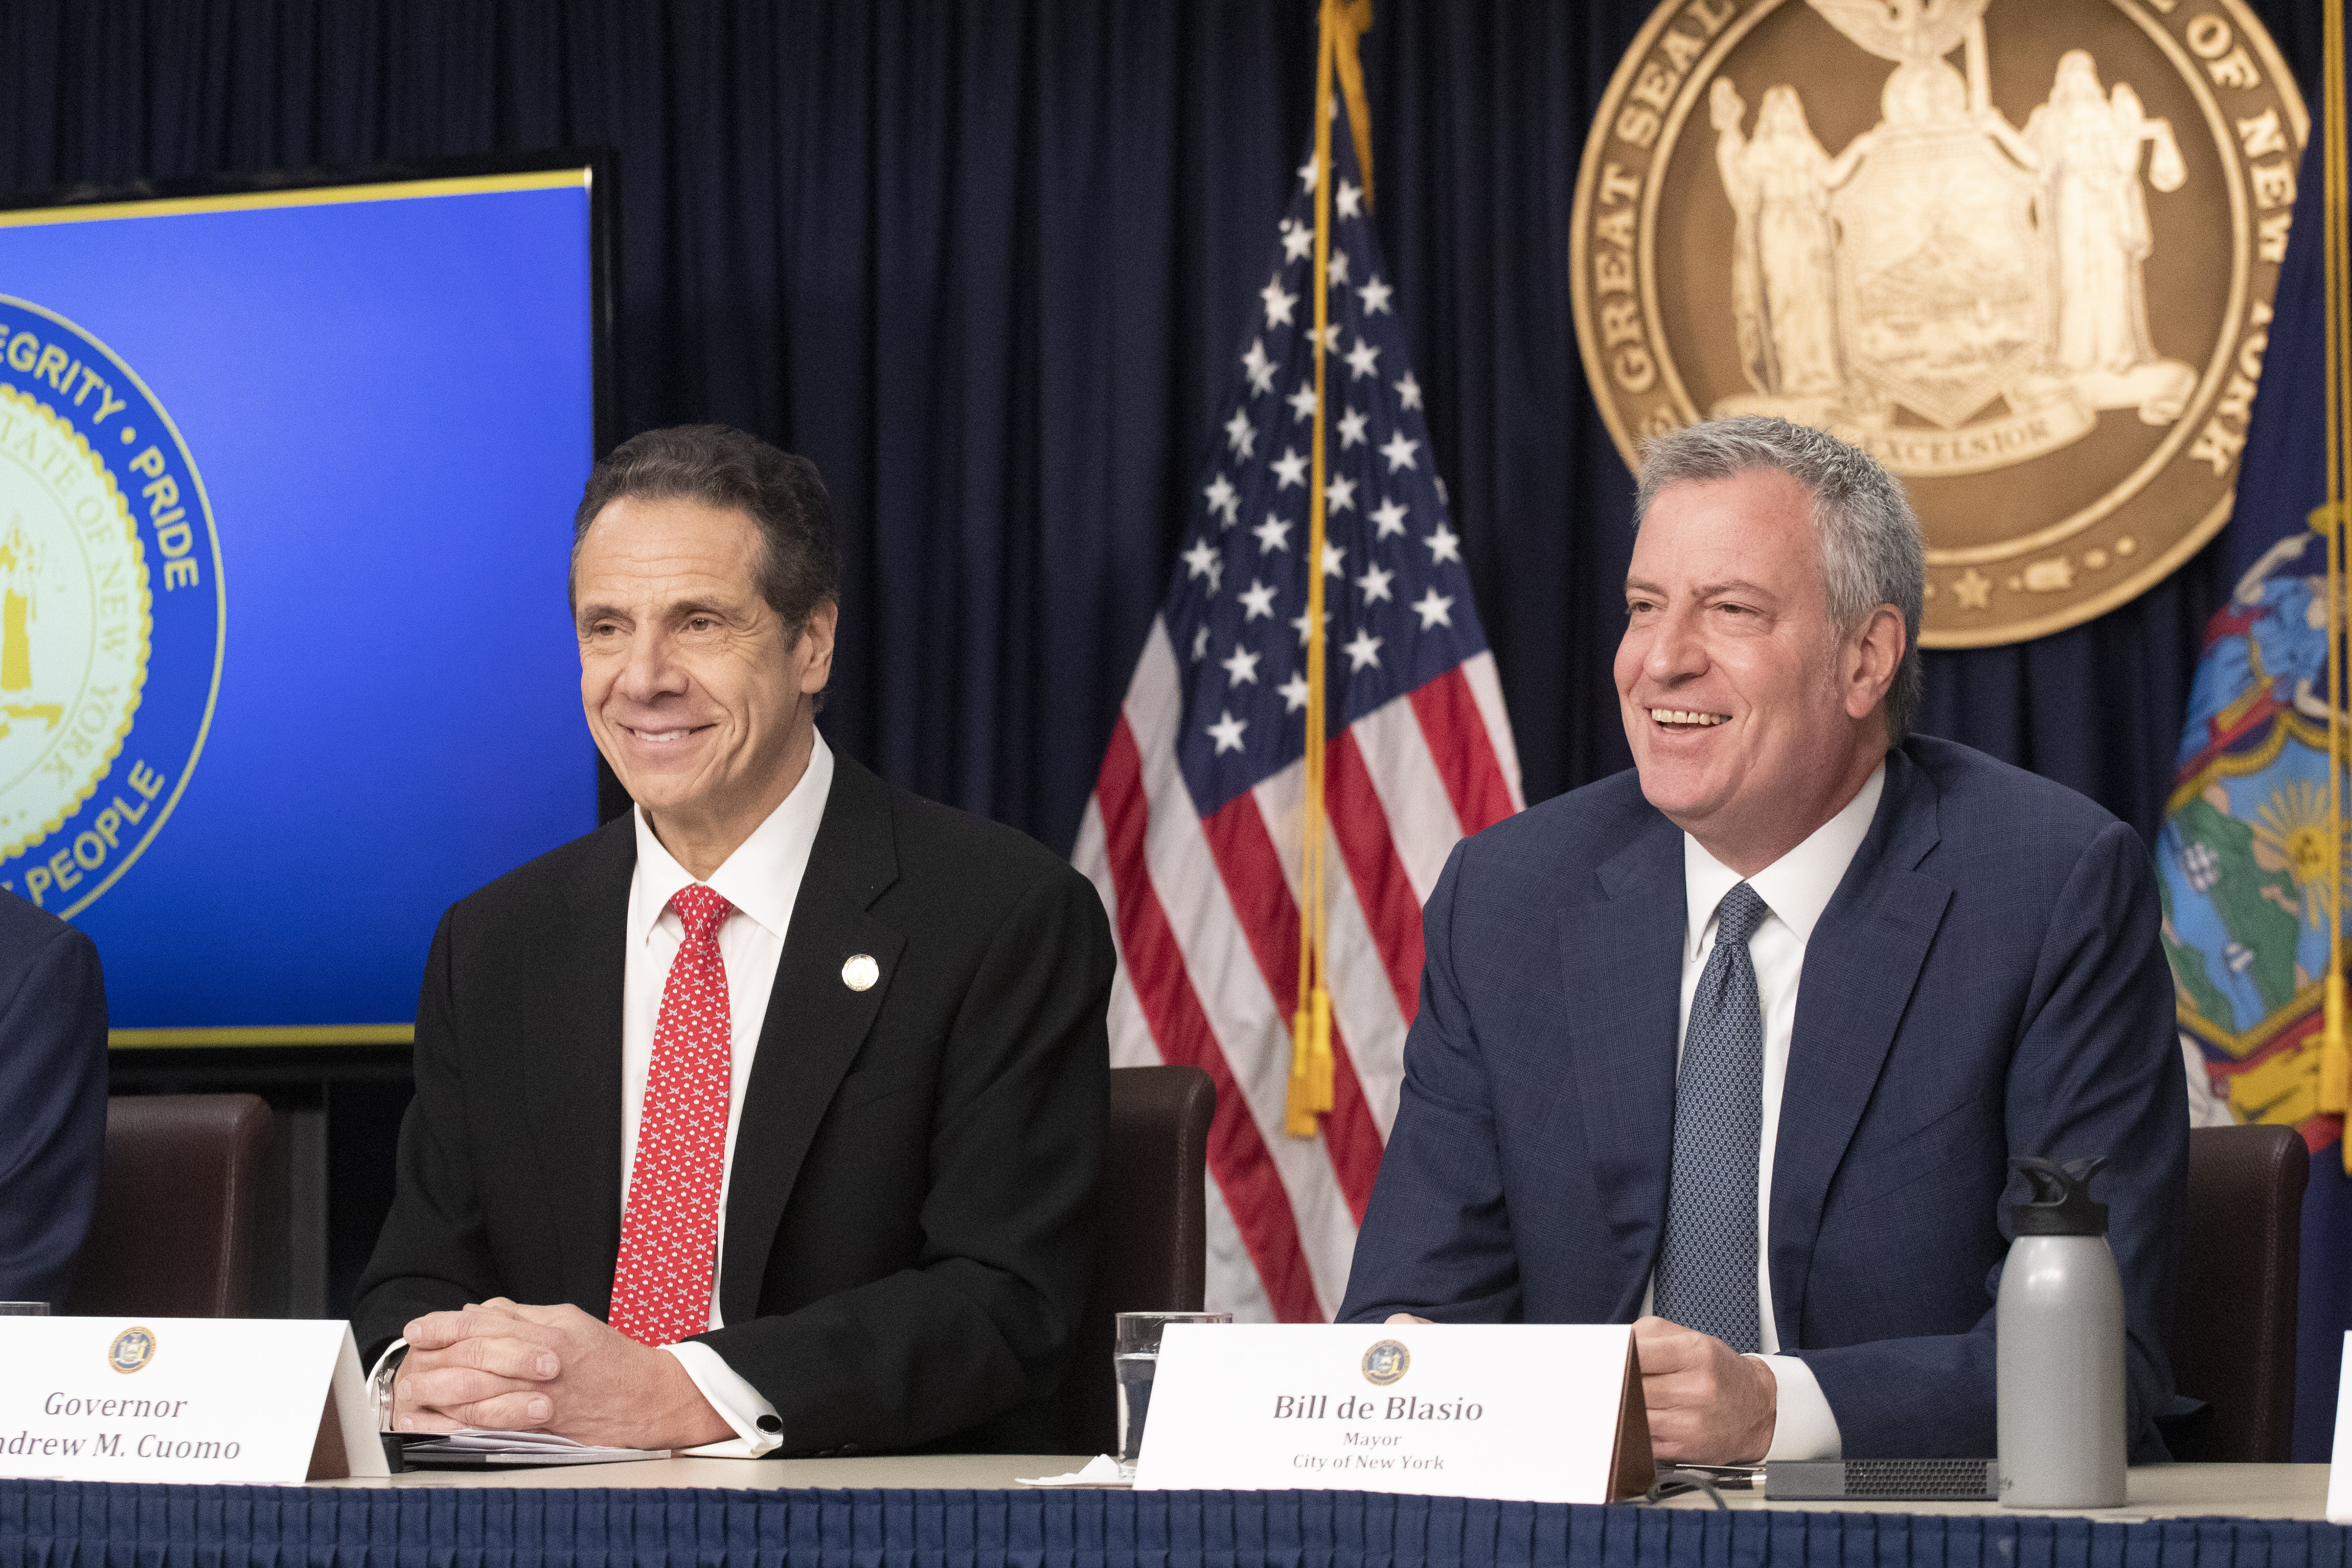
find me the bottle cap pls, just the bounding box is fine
[2009,1156,2109,1236]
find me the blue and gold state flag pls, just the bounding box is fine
[2156,99,2348,1458]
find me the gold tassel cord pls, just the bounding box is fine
[1285,0,1375,1138]
[2322,0,2352,1171]
[2323,495,2345,1141]
[1288,4,1341,1138]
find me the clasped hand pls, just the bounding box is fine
[391,1298,733,1450]
[1630,1316,1776,1463]
[1384,1312,1777,1463]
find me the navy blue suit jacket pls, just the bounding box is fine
[0,891,107,1306]
[1339,736,2186,1460]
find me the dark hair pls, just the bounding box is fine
[570,424,842,644]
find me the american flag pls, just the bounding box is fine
[1073,99,1522,1321]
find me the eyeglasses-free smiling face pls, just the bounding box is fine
[573,494,835,872]
[1613,466,1897,875]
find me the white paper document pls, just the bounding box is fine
[390,1429,666,1467]
[1017,1454,1130,1487]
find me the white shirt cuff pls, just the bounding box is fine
[1753,1354,1842,1461]
[367,1338,409,1429]
[661,1342,784,1456]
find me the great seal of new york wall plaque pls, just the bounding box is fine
[1571,0,2306,647]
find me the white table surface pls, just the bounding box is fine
[314,1456,2338,1520]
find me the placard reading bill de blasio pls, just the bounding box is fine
[1571,0,2305,647]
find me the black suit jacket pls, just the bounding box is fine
[0,891,107,1306]
[352,750,1114,1455]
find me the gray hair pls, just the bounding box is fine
[1633,416,1926,743]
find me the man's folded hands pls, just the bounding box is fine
[392,1298,733,1450]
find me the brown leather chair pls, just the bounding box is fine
[1068,1064,1215,1456]
[2166,1122,2307,1462]
[64,1094,278,1318]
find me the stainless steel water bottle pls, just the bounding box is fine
[1996,1156,2126,1509]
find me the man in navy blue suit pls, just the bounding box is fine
[0,892,108,1306]
[1340,416,2185,1464]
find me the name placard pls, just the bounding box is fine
[2328,1331,2352,1522]
[0,1318,386,1484]
[1134,1323,1652,1503]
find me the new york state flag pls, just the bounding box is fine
[2154,118,2347,1460]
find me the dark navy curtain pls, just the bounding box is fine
[0,0,2325,852]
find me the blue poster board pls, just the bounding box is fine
[0,168,601,1034]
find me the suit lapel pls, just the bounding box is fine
[718,751,905,1325]
[529,818,635,1315]
[1557,814,1687,1316]
[1769,748,1952,1337]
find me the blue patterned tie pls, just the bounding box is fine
[1653,882,1770,1353]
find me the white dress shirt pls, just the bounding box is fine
[627,731,835,1457]
[1644,761,1884,1463]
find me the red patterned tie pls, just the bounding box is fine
[610,883,734,1346]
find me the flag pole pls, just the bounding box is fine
[1288,0,1376,1139]
[1288,2,1341,1137]
[2321,0,2351,1169]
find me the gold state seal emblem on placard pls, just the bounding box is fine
[1571,0,2306,646]
[1361,1340,1411,1385]
[108,1326,156,1374]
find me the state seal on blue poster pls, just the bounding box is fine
[0,296,222,918]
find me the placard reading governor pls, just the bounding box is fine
[10,1390,237,1464]
[0,1319,385,1484]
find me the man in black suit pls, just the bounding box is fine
[352,425,1112,1456]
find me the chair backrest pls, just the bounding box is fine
[2169,1122,2306,1462]
[1068,1064,1215,1456]
[64,1094,277,1319]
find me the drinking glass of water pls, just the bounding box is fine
[1115,1310,1230,1467]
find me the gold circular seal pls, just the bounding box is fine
[1360,1338,1410,1385]
[0,385,149,853]
[1571,0,2307,646]
[108,1325,156,1374]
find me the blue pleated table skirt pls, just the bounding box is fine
[2,1483,2346,1568]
